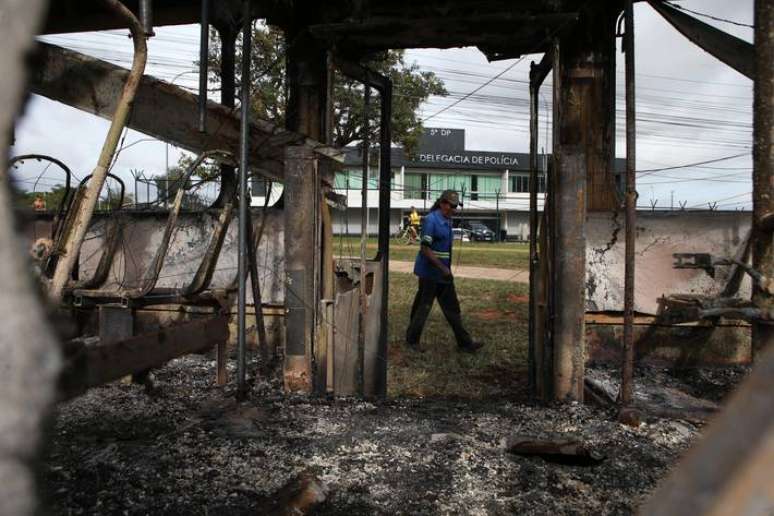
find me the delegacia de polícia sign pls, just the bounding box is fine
[417,153,519,167]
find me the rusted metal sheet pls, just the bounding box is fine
[30,43,343,182]
[59,316,229,400]
[586,211,752,315]
[641,345,774,515]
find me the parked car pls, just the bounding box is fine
[468,222,495,242]
[452,227,471,242]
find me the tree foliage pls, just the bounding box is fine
[207,24,447,155]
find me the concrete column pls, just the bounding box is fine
[283,145,317,392]
[283,28,331,393]
[549,5,617,402]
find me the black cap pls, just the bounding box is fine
[439,190,461,208]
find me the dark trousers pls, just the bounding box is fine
[406,277,473,347]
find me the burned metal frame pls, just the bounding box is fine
[70,150,236,305]
[8,153,73,242]
[48,0,148,303]
[333,57,393,397]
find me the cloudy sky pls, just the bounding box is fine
[11,0,754,210]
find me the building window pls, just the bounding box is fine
[510,175,529,193]
[405,173,426,199]
[509,174,546,193]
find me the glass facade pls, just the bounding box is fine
[335,168,547,197]
[334,169,379,190]
[404,173,425,199]
[509,174,545,193]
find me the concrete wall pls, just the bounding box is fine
[78,208,286,305]
[586,211,752,314]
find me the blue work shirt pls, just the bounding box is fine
[414,209,453,282]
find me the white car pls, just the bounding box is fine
[452,227,471,242]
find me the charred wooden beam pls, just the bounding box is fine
[41,0,270,35]
[647,0,754,79]
[59,316,229,400]
[502,435,605,465]
[641,345,774,514]
[311,13,577,56]
[29,43,342,181]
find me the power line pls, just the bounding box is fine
[663,1,755,29]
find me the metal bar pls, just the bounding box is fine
[647,0,754,79]
[358,85,370,396]
[620,0,637,406]
[376,78,392,398]
[527,53,551,398]
[198,0,209,133]
[180,179,237,296]
[48,0,147,303]
[139,0,153,36]
[236,0,251,400]
[753,0,774,358]
[246,212,269,364]
[214,24,236,209]
[528,66,539,397]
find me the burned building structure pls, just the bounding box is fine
[0,0,772,513]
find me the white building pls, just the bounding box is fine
[334,127,549,240]
[254,127,622,240]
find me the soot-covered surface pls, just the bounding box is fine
[43,356,745,515]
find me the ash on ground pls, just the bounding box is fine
[43,356,748,515]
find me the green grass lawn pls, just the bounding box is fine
[386,272,529,400]
[335,236,529,270]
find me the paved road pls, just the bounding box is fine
[389,260,528,283]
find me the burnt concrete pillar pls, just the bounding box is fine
[283,145,318,392]
[549,5,617,402]
[283,28,331,393]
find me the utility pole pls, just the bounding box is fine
[495,188,501,242]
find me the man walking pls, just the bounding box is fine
[405,190,483,353]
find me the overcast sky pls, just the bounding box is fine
[11,0,754,210]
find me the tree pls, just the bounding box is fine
[154,161,211,210]
[207,24,447,155]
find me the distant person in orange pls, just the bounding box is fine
[408,206,421,243]
[32,195,45,211]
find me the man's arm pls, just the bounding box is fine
[421,242,451,278]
